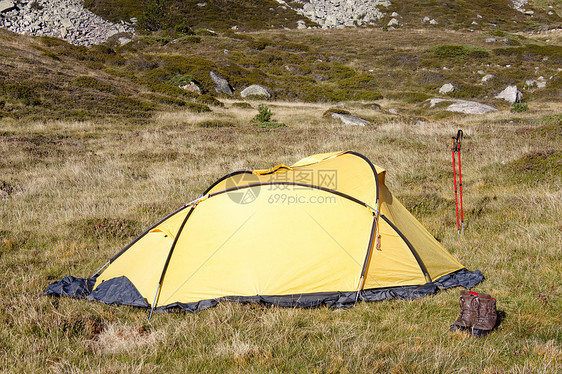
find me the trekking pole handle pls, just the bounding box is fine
[456,130,463,149]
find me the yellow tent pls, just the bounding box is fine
[45,151,483,313]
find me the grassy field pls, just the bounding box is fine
[0,98,560,372]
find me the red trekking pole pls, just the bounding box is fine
[451,130,464,234]
[456,130,464,234]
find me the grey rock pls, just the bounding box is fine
[210,71,234,95]
[439,83,455,94]
[481,74,494,82]
[428,99,497,114]
[332,113,370,126]
[495,85,522,103]
[429,19,438,25]
[240,84,272,99]
[0,0,15,13]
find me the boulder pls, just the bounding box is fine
[428,99,497,114]
[331,113,370,126]
[210,71,234,95]
[495,85,522,104]
[439,83,455,94]
[0,0,15,13]
[240,84,272,99]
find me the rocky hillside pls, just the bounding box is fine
[0,0,560,122]
[1,0,561,46]
[0,0,134,46]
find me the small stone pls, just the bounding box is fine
[481,74,494,82]
[331,113,370,126]
[429,19,438,25]
[387,18,399,26]
[439,83,455,94]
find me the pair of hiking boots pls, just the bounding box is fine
[450,290,497,337]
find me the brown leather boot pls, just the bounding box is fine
[450,290,478,331]
[472,293,497,337]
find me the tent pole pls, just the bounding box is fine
[90,260,110,278]
[148,283,161,321]
[354,200,379,305]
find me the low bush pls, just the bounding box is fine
[231,102,253,109]
[511,102,529,112]
[185,102,211,113]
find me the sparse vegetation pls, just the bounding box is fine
[1,104,560,372]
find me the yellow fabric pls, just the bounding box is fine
[94,207,191,299]
[378,184,463,281]
[158,189,372,304]
[95,151,466,307]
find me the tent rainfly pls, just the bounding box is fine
[44,151,483,315]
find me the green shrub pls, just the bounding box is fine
[251,104,272,123]
[168,74,196,87]
[175,23,194,35]
[511,102,529,112]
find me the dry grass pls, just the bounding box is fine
[0,100,561,372]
